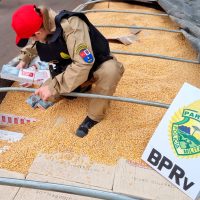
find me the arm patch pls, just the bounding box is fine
[76,43,94,63]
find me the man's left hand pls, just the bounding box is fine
[35,86,52,101]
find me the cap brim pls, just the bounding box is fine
[16,36,29,48]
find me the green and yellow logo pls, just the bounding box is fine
[169,100,200,158]
[60,52,70,59]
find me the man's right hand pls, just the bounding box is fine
[16,60,26,69]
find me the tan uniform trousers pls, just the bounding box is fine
[88,57,124,122]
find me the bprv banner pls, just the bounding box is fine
[142,83,200,200]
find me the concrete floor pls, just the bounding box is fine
[0,0,86,101]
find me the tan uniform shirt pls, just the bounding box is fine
[19,7,95,95]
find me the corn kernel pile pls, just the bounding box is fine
[0,2,199,173]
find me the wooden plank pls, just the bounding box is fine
[29,153,116,190]
[113,159,191,200]
[0,169,25,200]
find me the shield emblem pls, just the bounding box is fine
[169,101,200,158]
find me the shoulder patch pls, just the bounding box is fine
[79,48,94,63]
[76,43,94,63]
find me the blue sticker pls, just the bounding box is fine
[79,48,94,63]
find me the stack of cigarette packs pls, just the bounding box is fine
[0,57,51,85]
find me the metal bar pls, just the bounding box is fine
[84,0,158,5]
[95,24,181,33]
[84,0,107,6]
[73,4,86,12]
[82,9,168,16]
[64,93,170,108]
[0,87,170,109]
[0,177,138,200]
[73,1,89,12]
[111,50,200,64]
[73,0,106,10]
[72,0,100,12]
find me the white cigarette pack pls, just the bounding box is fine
[34,70,51,85]
[18,68,36,82]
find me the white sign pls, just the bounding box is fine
[0,130,23,142]
[142,83,200,200]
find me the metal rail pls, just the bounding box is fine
[95,24,181,33]
[73,0,107,11]
[82,9,168,16]
[84,0,108,5]
[74,3,199,64]
[0,177,138,200]
[84,0,158,5]
[0,87,170,109]
[111,50,200,64]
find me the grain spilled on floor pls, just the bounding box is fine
[0,1,199,173]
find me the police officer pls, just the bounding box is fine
[11,4,124,137]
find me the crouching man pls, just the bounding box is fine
[11,4,124,137]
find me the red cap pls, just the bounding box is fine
[11,4,43,47]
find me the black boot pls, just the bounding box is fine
[76,116,98,138]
